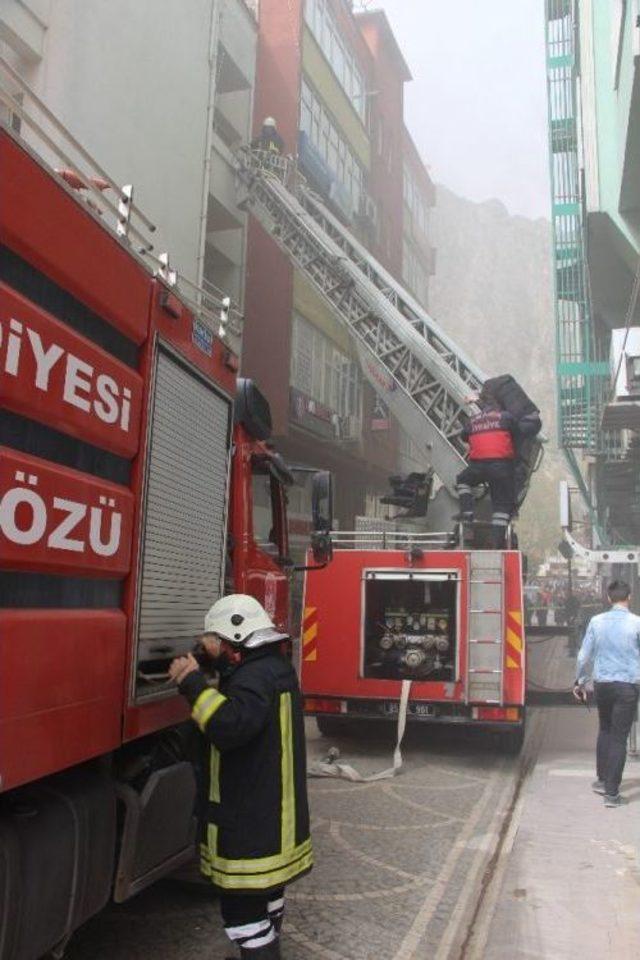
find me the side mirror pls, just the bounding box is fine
[310,530,333,565]
[312,470,333,533]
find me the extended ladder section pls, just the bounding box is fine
[236,149,484,497]
[236,149,541,506]
[467,552,505,703]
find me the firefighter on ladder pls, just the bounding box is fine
[252,116,284,154]
[456,383,518,549]
[169,595,312,959]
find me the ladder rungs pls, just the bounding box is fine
[469,668,502,675]
[469,639,501,644]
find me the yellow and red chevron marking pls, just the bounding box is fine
[506,610,523,669]
[302,606,318,662]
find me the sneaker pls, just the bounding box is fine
[604,793,623,807]
[592,780,606,795]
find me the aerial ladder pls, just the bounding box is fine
[235,148,542,529]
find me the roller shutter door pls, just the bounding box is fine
[137,348,231,667]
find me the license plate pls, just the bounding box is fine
[411,703,435,718]
[383,701,434,718]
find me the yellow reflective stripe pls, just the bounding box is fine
[192,688,227,731]
[280,691,296,854]
[200,840,212,877]
[204,823,218,869]
[208,847,314,891]
[209,746,221,803]
[207,836,312,875]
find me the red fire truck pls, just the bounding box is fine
[235,151,537,756]
[0,120,326,956]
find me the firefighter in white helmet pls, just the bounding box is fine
[252,115,284,154]
[169,595,311,959]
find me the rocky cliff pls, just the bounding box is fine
[428,185,562,563]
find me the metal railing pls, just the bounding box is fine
[330,530,457,550]
[0,55,156,253]
[544,2,614,457]
[1,55,244,342]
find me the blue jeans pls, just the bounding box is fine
[595,681,639,795]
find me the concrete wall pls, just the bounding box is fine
[588,0,640,252]
[1,0,257,298]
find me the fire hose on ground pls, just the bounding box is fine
[307,680,413,782]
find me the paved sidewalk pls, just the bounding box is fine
[472,698,640,959]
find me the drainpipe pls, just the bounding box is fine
[196,0,224,287]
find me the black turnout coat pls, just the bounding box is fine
[179,646,312,894]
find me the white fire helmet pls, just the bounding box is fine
[203,594,288,648]
[263,116,277,127]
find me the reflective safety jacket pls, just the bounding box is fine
[462,407,516,460]
[179,647,312,893]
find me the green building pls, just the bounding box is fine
[545,0,640,543]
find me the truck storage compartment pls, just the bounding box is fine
[362,571,458,682]
[0,764,116,960]
[134,346,232,697]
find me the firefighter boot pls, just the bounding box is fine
[239,938,281,958]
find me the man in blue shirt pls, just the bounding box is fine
[574,580,640,807]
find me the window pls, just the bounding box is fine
[301,77,364,210]
[251,468,284,558]
[402,239,429,307]
[403,163,430,238]
[291,312,362,420]
[304,0,366,122]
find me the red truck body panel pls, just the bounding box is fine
[301,548,525,718]
[0,132,150,344]
[0,609,126,788]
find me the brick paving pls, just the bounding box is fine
[66,722,521,960]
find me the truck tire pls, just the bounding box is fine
[316,715,350,738]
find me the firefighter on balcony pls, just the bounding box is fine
[252,116,284,154]
[169,595,312,959]
[456,384,518,548]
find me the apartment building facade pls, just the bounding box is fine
[242,0,435,526]
[545,0,640,543]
